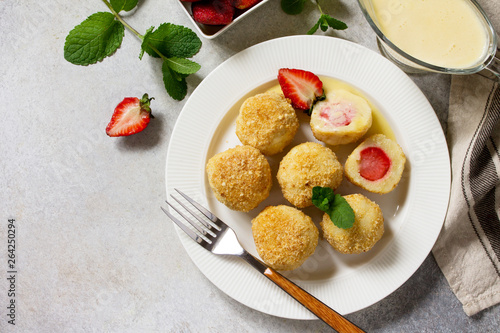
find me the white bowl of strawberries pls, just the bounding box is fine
[178,0,268,39]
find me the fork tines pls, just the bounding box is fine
[162,189,223,245]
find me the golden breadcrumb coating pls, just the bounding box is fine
[236,91,299,155]
[206,145,272,212]
[277,142,343,208]
[310,89,372,146]
[321,194,384,254]
[252,205,318,271]
[344,134,406,194]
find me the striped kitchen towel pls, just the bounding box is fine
[432,73,500,316]
[432,0,500,316]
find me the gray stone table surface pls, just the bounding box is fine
[1,0,499,332]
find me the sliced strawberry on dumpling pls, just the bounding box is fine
[344,134,406,194]
[277,68,325,114]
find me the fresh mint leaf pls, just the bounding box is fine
[325,15,348,30]
[162,61,187,101]
[312,186,355,229]
[165,57,201,75]
[281,0,307,15]
[64,12,124,66]
[139,26,154,60]
[329,196,355,229]
[312,186,336,211]
[141,23,202,59]
[307,20,321,35]
[320,15,329,32]
[110,0,138,12]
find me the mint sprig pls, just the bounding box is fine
[63,0,201,101]
[312,186,355,229]
[307,14,348,35]
[281,0,347,34]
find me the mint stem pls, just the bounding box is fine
[316,0,324,15]
[101,0,143,40]
[101,0,167,60]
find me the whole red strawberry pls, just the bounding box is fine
[106,94,154,137]
[277,68,325,115]
[192,0,235,25]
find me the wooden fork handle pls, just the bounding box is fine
[264,267,365,332]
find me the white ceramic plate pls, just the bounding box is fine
[178,0,269,39]
[165,35,450,318]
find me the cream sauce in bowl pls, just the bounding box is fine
[370,0,489,69]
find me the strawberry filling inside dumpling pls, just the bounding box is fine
[359,147,391,181]
[344,134,406,194]
[319,102,356,127]
[310,89,372,146]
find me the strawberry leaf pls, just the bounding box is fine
[162,61,187,101]
[64,12,124,66]
[165,57,201,75]
[141,23,202,59]
[110,0,138,12]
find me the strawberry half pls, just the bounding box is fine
[277,68,325,115]
[106,94,154,137]
[359,147,391,181]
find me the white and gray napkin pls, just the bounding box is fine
[431,0,500,316]
[432,75,500,316]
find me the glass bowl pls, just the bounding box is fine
[356,0,499,80]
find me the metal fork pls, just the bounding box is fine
[162,189,365,333]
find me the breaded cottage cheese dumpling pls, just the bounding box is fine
[236,91,299,156]
[310,89,372,146]
[206,145,272,212]
[277,142,343,208]
[252,205,319,271]
[344,134,406,194]
[321,194,384,254]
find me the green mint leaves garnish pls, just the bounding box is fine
[164,57,201,75]
[162,63,188,101]
[281,0,348,34]
[312,186,355,229]
[63,0,201,101]
[141,23,202,59]
[140,23,201,100]
[64,12,124,66]
[308,14,348,35]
